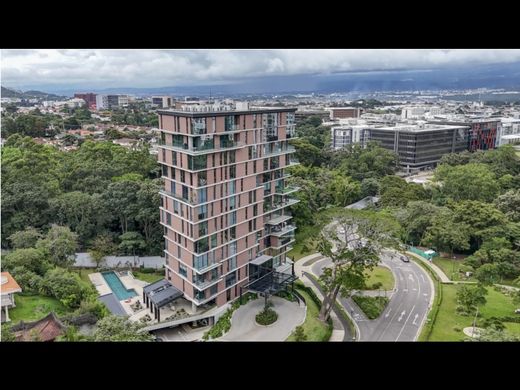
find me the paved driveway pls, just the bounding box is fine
[218,296,305,341]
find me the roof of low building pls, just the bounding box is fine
[12,312,66,342]
[1,272,22,295]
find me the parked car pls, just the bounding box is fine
[400,255,410,263]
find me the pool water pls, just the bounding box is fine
[101,272,138,301]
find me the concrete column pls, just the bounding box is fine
[191,301,197,313]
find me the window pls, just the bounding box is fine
[211,234,217,249]
[179,263,187,278]
[230,165,236,179]
[229,256,237,271]
[198,188,207,203]
[230,211,237,225]
[162,164,168,177]
[229,241,237,256]
[229,196,236,211]
[166,212,171,226]
[225,271,237,288]
[172,151,177,166]
[173,200,180,215]
[195,237,209,254]
[182,185,189,201]
[198,205,207,220]
[180,170,185,183]
[170,181,176,195]
[199,221,208,237]
[210,283,218,296]
[194,253,209,270]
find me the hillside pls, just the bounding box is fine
[1,86,65,100]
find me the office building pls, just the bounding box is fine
[429,118,500,151]
[152,96,173,108]
[95,94,130,110]
[157,104,299,309]
[329,107,363,120]
[331,124,371,150]
[369,123,469,171]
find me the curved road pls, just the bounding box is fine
[311,251,434,341]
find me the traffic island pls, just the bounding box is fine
[256,307,279,326]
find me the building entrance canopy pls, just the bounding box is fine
[243,270,297,295]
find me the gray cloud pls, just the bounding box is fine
[2,49,520,89]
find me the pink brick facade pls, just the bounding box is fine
[157,107,299,308]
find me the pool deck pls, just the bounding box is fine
[89,271,149,317]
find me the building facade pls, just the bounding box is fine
[152,96,173,108]
[74,93,97,109]
[331,125,371,150]
[95,94,129,110]
[157,105,299,308]
[429,119,500,151]
[329,107,363,120]
[369,124,469,171]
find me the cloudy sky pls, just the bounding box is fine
[2,49,520,90]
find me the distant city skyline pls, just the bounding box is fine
[3,49,520,94]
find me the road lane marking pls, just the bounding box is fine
[396,305,416,341]
[398,311,406,322]
[408,274,414,282]
[385,308,392,318]
[421,274,426,283]
[412,314,419,326]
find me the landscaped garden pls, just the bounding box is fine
[351,295,389,319]
[132,270,164,284]
[428,284,520,341]
[364,266,395,290]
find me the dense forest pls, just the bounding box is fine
[1,134,162,255]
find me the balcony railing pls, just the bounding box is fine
[274,185,300,195]
[268,224,296,237]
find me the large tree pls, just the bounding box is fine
[435,163,499,203]
[316,210,399,322]
[422,208,471,256]
[8,227,43,249]
[36,225,78,268]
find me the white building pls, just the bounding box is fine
[331,123,371,150]
[497,117,520,146]
[95,94,129,110]
[152,96,173,108]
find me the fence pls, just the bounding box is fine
[408,246,437,261]
[74,253,165,269]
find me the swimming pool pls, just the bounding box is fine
[101,272,138,301]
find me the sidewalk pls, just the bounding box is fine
[294,254,347,342]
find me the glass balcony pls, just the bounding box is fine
[274,185,300,195]
[192,139,215,152]
[268,224,296,237]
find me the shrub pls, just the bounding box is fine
[256,308,278,325]
[481,317,506,331]
[42,267,89,309]
[371,282,383,290]
[10,266,44,294]
[139,267,157,274]
[293,325,307,341]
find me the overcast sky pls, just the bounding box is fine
[2,49,520,90]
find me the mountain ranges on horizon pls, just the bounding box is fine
[4,61,520,99]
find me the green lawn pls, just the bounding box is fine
[73,268,96,284]
[432,257,475,282]
[9,295,70,323]
[133,271,164,284]
[287,286,331,341]
[428,284,520,341]
[364,266,395,290]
